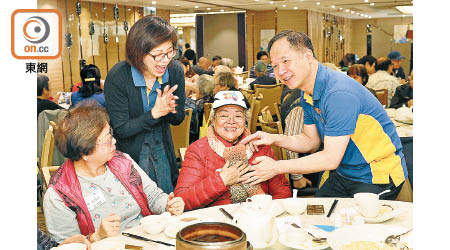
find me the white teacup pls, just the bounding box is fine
[354,192,380,218]
[247,194,273,211]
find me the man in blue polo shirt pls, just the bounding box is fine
[240,30,407,199]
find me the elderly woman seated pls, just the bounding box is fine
[174,91,291,211]
[43,102,184,243]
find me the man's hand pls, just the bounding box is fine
[238,131,275,152]
[241,156,280,185]
[166,192,184,215]
[407,99,413,107]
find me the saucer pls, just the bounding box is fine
[359,204,399,223]
[279,228,328,250]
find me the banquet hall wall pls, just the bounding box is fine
[37,0,412,98]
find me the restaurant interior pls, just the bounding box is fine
[5,0,448,249]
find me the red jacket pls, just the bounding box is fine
[174,134,291,211]
[49,153,152,236]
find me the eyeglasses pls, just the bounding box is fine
[148,48,177,62]
[216,114,245,123]
[97,127,114,147]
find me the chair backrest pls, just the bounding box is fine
[203,103,213,124]
[396,178,413,202]
[375,88,389,107]
[258,112,286,160]
[248,96,261,134]
[40,121,56,167]
[273,103,282,123]
[239,88,255,102]
[179,147,187,162]
[41,165,59,192]
[170,108,193,159]
[254,84,283,116]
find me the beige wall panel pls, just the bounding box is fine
[203,13,239,66]
[156,9,170,22]
[277,10,308,33]
[245,11,255,69]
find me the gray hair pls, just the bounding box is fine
[267,30,316,59]
[219,58,234,69]
[209,107,251,128]
[214,65,232,77]
[196,74,215,97]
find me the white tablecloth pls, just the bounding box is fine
[91,198,412,250]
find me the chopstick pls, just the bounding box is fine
[122,232,175,247]
[326,199,338,217]
[219,208,234,220]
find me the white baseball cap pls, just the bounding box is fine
[213,91,249,110]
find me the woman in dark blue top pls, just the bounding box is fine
[71,64,106,107]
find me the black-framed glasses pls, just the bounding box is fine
[148,48,177,62]
[97,127,114,147]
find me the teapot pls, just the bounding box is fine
[233,205,278,248]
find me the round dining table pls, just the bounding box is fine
[90,197,413,250]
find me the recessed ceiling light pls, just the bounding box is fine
[402,14,406,17]
[282,4,286,7]
[345,9,350,12]
[175,4,179,7]
[270,1,274,4]
[254,0,259,1]
[331,5,335,8]
[360,13,364,16]
[356,12,359,15]
[368,16,372,18]
[128,8,131,11]
[339,7,343,11]
[316,2,320,5]
[351,10,355,14]
[151,1,156,4]
[294,7,298,10]
[364,0,369,2]
[195,6,198,8]
[220,9,224,12]
[207,7,211,10]
[370,3,375,6]
[300,0,304,2]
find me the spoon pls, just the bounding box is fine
[384,229,412,247]
[378,189,391,197]
[291,223,327,243]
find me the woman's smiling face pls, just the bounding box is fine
[142,40,174,77]
[213,105,246,143]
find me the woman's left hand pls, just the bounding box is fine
[166,192,184,215]
[241,156,279,185]
[60,234,91,250]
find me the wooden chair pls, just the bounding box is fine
[203,103,213,124]
[375,88,389,107]
[254,84,283,118]
[40,121,56,168]
[273,103,282,123]
[248,96,261,134]
[170,108,193,159]
[396,178,413,202]
[258,112,287,161]
[41,166,60,192]
[239,88,255,101]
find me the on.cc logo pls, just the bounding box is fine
[23,16,50,44]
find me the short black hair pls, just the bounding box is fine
[212,55,222,61]
[268,30,316,59]
[376,58,391,71]
[185,43,190,49]
[357,55,377,67]
[37,74,49,96]
[256,51,268,60]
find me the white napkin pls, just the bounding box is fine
[275,216,303,234]
[330,207,364,227]
[234,66,243,74]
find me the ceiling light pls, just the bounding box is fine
[360,13,364,16]
[364,0,369,2]
[294,7,298,10]
[370,3,375,6]
[356,12,359,15]
[151,1,156,4]
[195,6,199,8]
[396,6,413,14]
[351,10,355,14]
[270,1,274,4]
[207,7,211,10]
[254,0,260,1]
[331,5,335,8]
[175,4,179,7]
[316,2,320,5]
[282,4,286,7]
[220,9,224,12]
[128,8,131,11]
[345,9,350,12]
[368,16,372,18]
[300,0,304,1]
[402,14,406,17]
[339,7,343,10]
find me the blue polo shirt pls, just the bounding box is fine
[301,63,407,186]
[131,66,169,113]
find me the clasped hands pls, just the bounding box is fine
[151,84,179,119]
